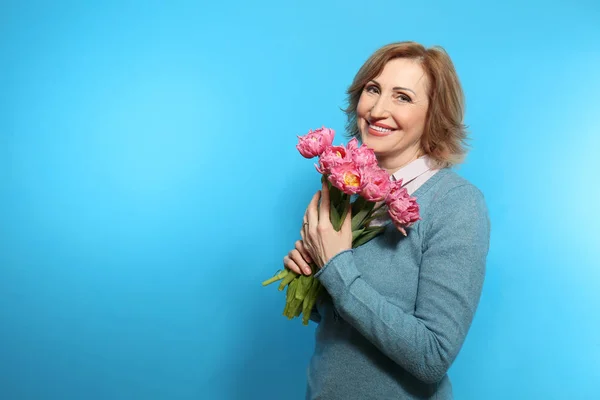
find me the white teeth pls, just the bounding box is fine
[370,124,393,133]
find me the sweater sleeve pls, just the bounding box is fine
[314,184,490,384]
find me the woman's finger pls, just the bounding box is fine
[300,221,313,259]
[306,190,321,231]
[290,248,311,275]
[301,216,309,241]
[295,240,312,263]
[283,255,302,275]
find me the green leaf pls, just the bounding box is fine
[295,275,314,301]
[302,280,317,313]
[330,200,341,229]
[329,182,342,205]
[352,225,387,247]
[295,275,306,300]
[351,195,365,216]
[285,278,298,303]
[337,194,351,231]
[287,297,303,319]
[302,280,322,325]
[352,228,365,241]
[351,199,376,231]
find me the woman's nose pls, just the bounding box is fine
[369,98,391,119]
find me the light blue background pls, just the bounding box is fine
[1,1,599,399]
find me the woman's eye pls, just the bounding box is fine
[365,85,379,94]
[397,94,412,103]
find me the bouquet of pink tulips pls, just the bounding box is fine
[262,127,420,325]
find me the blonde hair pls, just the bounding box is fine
[344,41,469,168]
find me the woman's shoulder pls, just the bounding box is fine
[422,167,488,221]
[418,168,491,246]
[428,167,486,204]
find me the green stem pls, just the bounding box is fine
[361,202,387,225]
[336,193,351,231]
[351,199,376,231]
[372,201,386,213]
[363,209,389,226]
[278,269,298,291]
[261,269,289,286]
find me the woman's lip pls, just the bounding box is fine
[367,124,396,137]
[371,122,394,129]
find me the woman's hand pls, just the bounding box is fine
[283,240,314,276]
[301,181,353,269]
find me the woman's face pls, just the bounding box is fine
[356,58,430,169]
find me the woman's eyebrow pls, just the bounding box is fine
[371,79,417,95]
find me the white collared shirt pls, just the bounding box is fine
[390,155,439,196]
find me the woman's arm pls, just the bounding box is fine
[314,184,490,383]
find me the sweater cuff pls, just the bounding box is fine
[314,249,360,299]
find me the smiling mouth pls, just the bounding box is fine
[367,123,396,137]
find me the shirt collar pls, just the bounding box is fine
[390,155,436,185]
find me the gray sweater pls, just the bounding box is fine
[306,168,490,399]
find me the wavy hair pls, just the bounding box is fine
[344,41,469,168]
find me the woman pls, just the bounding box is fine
[284,41,491,399]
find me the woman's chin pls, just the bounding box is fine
[361,135,386,151]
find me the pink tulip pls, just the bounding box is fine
[359,166,392,202]
[296,126,335,159]
[347,137,359,151]
[316,144,352,174]
[386,180,420,236]
[328,162,362,195]
[351,143,378,168]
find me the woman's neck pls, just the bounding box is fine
[378,149,424,176]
